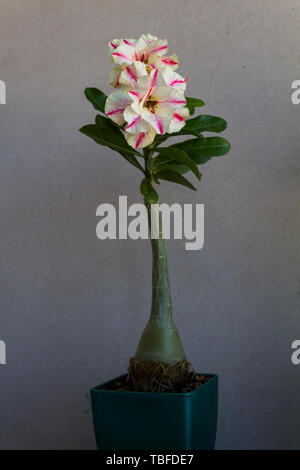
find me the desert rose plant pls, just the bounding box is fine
[80,34,231,392]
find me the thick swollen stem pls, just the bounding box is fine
[129,150,190,391]
[133,201,186,365]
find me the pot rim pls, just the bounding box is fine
[90,372,218,397]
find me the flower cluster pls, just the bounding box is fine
[105,34,189,150]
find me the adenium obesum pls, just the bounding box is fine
[105,33,189,149]
[80,35,231,394]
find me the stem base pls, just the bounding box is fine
[134,323,186,364]
[128,357,192,392]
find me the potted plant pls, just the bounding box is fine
[80,34,231,450]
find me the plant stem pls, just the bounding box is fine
[144,147,153,178]
[133,149,186,364]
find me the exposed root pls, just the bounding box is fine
[128,357,193,392]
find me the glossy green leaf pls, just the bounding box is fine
[155,146,200,180]
[140,178,159,203]
[162,164,191,175]
[80,124,144,171]
[184,115,227,133]
[174,136,231,163]
[155,169,197,191]
[80,116,142,155]
[185,97,205,115]
[84,88,107,113]
[95,114,121,133]
[152,154,188,173]
[160,163,190,174]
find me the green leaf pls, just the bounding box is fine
[84,88,107,113]
[118,151,145,172]
[140,178,159,203]
[184,115,227,133]
[152,154,189,174]
[160,163,190,174]
[80,116,142,156]
[155,169,197,191]
[95,114,119,132]
[79,123,144,172]
[166,114,226,142]
[186,97,205,115]
[95,114,126,138]
[152,174,160,184]
[174,136,231,163]
[171,129,204,138]
[155,146,201,180]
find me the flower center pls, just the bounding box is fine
[145,98,157,113]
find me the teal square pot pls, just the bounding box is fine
[90,373,218,450]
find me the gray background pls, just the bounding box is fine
[0,0,299,449]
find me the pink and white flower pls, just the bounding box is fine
[108,34,180,74]
[105,89,132,126]
[105,35,190,149]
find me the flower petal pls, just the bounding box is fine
[109,66,123,88]
[119,61,147,88]
[124,106,152,134]
[105,90,132,125]
[141,107,171,135]
[160,54,179,70]
[140,33,158,45]
[112,43,136,66]
[147,39,168,57]
[153,86,187,108]
[125,127,156,149]
[148,53,179,71]
[161,68,188,92]
[108,39,121,56]
[168,107,190,133]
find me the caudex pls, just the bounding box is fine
[80,34,231,392]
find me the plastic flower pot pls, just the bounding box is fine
[90,373,218,450]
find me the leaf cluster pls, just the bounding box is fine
[80,88,231,202]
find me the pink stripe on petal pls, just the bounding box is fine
[150,69,158,87]
[106,108,124,116]
[149,44,168,55]
[155,116,163,134]
[125,115,141,130]
[123,39,134,46]
[110,41,117,49]
[135,133,145,149]
[145,87,152,101]
[173,113,184,122]
[161,57,178,66]
[169,79,185,87]
[129,90,140,98]
[126,66,137,82]
[163,99,186,104]
[112,52,131,61]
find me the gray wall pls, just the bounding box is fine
[0,0,300,449]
